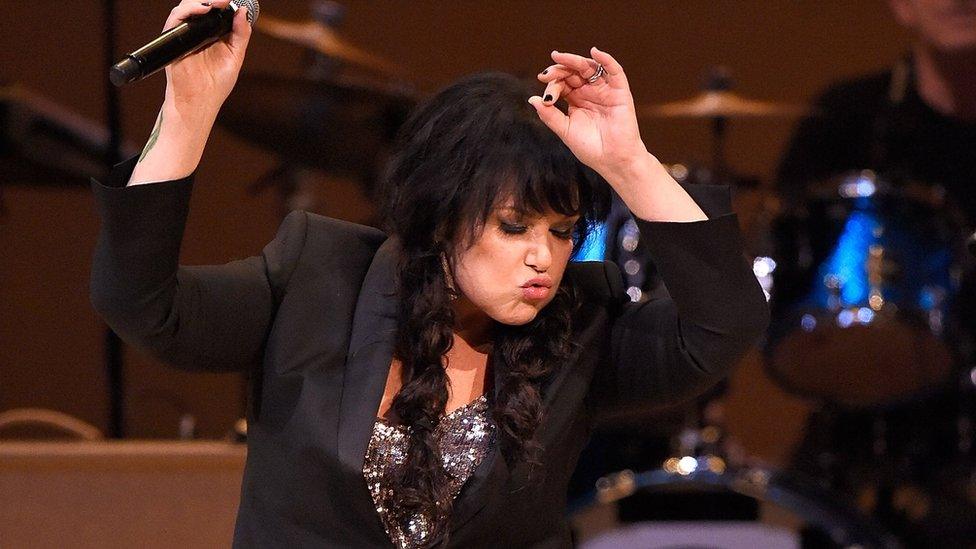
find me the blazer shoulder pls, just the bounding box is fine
[304,212,387,244]
[301,212,388,260]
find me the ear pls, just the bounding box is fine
[889,0,916,28]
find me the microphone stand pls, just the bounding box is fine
[102,0,126,438]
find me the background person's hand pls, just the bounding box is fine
[529,47,648,182]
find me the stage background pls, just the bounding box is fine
[1,1,910,465]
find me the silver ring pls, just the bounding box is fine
[587,64,606,84]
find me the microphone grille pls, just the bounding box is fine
[231,0,260,26]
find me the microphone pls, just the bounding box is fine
[109,0,260,87]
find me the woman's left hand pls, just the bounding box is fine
[529,47,648,182]
[531,48,708,223]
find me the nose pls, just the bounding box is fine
[525,237,553,272]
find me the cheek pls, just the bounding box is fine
[453,247,515,300]
[452,237,573,323]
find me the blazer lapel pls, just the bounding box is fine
[450,352,512,533]
[337,237,399,473]
[452,320,589,533]
[337,241,515,536]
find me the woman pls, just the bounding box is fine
[90,1,768,547]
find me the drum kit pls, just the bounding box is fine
[6,2,975,546]
[571,70,976,549]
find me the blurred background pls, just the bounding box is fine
[4,1,974,547]
[1,0,910,453]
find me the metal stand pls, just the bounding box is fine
[102,0,126,439]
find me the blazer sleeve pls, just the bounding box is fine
[89,156,308,372]
[587,183,770,412]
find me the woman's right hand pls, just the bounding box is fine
[127,1,252,185]
[162,0,253,113]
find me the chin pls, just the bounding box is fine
[493,305,542,326]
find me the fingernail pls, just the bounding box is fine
[543,94,553,103]
[541,69,549,75]
[201,1,212,5]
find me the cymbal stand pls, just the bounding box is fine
[102,0,126,438]
[705,67,732,177]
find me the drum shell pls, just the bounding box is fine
[767,173,966,409]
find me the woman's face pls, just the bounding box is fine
[451,202,580,326]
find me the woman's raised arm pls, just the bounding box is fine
[530,49,768,410]
[529,47,707,223]
[129,0,252,186]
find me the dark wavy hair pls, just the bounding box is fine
[379,72,610,545]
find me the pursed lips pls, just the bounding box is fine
[520,276,554,301]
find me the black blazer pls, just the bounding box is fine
[90,156,768,548]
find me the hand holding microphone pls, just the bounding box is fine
[121,0,258,186]
[111,0,257,109]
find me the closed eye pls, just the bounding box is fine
[550,228,574,240]
[500,222,528,235]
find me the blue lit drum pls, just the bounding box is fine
[768,171,964,409]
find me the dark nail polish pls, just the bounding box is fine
[543,94,553,103]
[542,69,549,75]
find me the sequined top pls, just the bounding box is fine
[363,394,496,549]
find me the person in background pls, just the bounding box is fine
[774,1,976,545]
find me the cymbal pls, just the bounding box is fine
[217,73,416,177]
[639,90,808,119]
[256,15,400,76]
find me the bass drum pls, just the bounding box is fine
[767,171,965,409]
[569,459,899,549]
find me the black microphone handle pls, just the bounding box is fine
[110,7,236,87]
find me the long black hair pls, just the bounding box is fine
[379,72,610,545]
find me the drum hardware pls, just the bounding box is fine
[218,3,417,194]
[217,73,415,178]
[572,457,900,548]
[638,66,808,176]
[255,9,401,77]
[639,88,809,119]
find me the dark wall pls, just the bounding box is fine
[0,2,909,453]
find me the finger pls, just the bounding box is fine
[537,64,572,82]
[163,1,230,32]
[537,65,588,89]
[226,2,253,50]
[590,47,624,77]
[528,96,568,139]
[550,50,600,79]
[589,47,629,89]
[542,80,568,105]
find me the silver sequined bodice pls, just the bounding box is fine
[363,394,496,549]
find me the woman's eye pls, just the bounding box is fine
[551,228,574,240]
[500,223,527,235]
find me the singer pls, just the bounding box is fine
[90,1,767,547]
